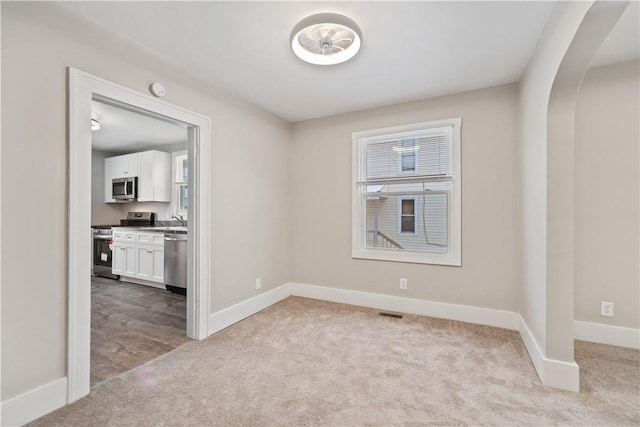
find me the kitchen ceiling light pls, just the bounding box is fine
[290,13,362,65]
[91,119,101,131]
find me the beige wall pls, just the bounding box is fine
[575,60,640,329]
[1,2,291,400]
[290,84,520,312]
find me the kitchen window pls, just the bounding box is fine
[175,152,188,216]
[352,118,462,266]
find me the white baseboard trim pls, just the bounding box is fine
[1,377,68,426]
[518,315,545,378]
[574,320,640,349]
[289,282,520,330]
[542,358,580,392]
[208,282,520,337]
[519,316,580,392]
[208,283,291,335]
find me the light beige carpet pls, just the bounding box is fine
[31,297,639,426]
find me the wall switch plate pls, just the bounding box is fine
[256,278,261,290]
[400,278,408,290]
[600,301,614,317]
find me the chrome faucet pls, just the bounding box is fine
[172,214,186,226]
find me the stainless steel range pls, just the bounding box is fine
[92,226,119,280]
[120,211,155,227]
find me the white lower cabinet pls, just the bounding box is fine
[112,242,136,276]
[136,244,164,282]
[112,230,164,284]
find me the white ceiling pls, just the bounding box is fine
[92,100,188,152]
[62,1,555,122]
[63,2,637,123]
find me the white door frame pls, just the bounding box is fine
[67,68,211,402]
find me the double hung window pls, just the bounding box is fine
[175,153,188,216]
[352,118,461,265]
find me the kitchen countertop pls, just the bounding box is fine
[113,226,188,234]
[141,226,188,234]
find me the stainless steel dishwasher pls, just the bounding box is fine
[164,232,187,295]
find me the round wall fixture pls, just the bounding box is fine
[290,13,362,65]
[149,82,166,97]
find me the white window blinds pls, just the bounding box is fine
[357,126,453,186]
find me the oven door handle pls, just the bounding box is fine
[93,235,113,240]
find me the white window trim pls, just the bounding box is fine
[352,118,462,266]
[172,150,188,217]
[398,196,418,235]
[176,183,188,216]
[175,152,188,182]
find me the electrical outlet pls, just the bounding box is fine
[399,278,408,290]
[600,301,614,317]
[255,278,262,290]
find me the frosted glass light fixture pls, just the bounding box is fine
[290,13,362,65]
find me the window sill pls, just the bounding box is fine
[352,248,461,266]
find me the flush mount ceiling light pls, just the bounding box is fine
[290,13,362,65]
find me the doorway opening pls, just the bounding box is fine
[90,97,191,386]
[68,69,211,403]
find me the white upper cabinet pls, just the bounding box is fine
[112,153,139,178]
[105,150,170,203]
[137,150,171,202]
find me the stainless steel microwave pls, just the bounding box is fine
[112,177,138,201]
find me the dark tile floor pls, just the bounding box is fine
[91,277,189,386]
